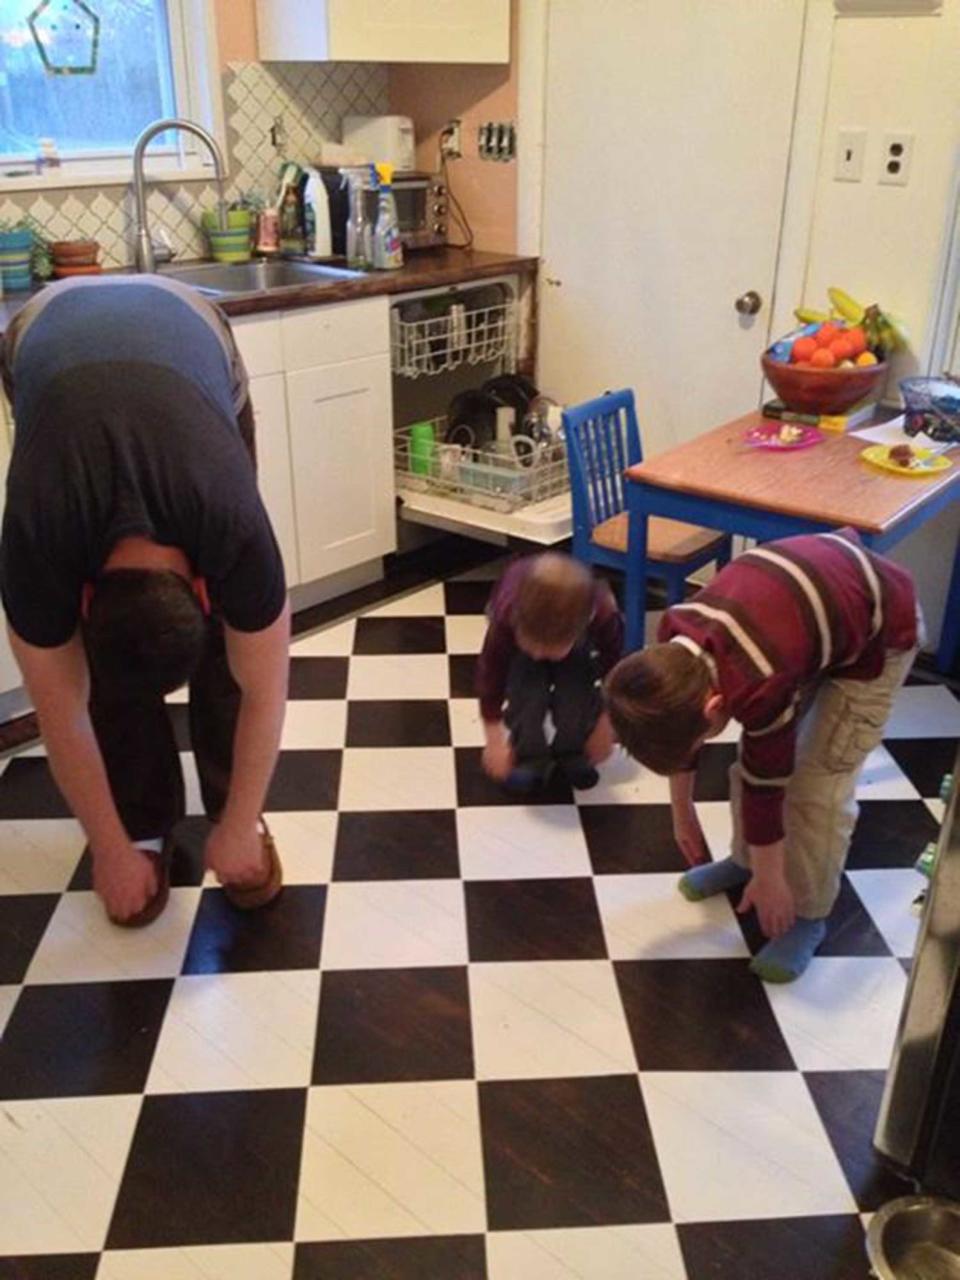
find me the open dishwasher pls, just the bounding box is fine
[390,275,572,546]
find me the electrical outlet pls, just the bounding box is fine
[879,132,914,186]
[834,128,867,182]
[440,118,461,160]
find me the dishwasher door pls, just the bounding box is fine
[875,744,960,1197]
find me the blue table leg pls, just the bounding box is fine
[937,531,960,674]
[624,485,649,652]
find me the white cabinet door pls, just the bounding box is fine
[249,373,301,588]
[257,0,509,63]
[286,355,395,582]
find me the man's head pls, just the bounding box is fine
[513,553,596,661]
[604,644,728,774]
[84,568,208,697]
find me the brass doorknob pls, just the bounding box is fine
[735,290,763,315]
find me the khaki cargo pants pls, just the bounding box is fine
[729,621,922,920]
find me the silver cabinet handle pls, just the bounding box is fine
[735,290,763,315]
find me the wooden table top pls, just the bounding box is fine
[625,411,960,536]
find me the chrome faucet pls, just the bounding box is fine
[132,118,228,273]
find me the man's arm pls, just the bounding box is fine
[204,598,291,882]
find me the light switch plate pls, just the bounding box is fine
[835,128,867,182]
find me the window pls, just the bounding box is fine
[0,0,222,186]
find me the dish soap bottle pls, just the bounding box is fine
[372,162,404,271]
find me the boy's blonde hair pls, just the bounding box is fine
[513,553,595,649]
[605,645,713,774]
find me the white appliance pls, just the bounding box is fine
[342,115,416,173]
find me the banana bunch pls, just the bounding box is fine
[795,287,907,356]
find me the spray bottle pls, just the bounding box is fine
[372,162,404,271]
[341,166,373,270]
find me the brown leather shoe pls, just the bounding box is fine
[223,820,284,910]
[108,839,173,928]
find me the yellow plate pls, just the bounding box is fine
[860,444,953,477]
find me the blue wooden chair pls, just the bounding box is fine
[562,388,731,627]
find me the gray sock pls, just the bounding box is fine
[678,856,751,902]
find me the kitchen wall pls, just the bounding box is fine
[388,0,518,253]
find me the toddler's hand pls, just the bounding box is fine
[483,736,515,781]
[673,806,710,866]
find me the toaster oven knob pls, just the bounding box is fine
[433,202,447,216]
[433,222,447,236]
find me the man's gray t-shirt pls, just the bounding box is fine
[0,275,286,648]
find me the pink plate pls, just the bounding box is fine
[744,422,825,451]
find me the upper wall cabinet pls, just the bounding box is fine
[256,0,510,64]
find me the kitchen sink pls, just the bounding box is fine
[160,259,367,296]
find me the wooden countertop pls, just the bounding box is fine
[625,410,960,536]
[0,248,538,334]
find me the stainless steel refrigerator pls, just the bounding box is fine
[875,744,960,1198]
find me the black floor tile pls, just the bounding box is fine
[107,1088,306,1248]
[265,750,342,811]
[444,581,494,615]
[692,744,738,802]
[886,737,957,798]
[0,980,172,1100]
[0,759,69,819]
[820,876,892,958]
[182,885,326,974]
[579,804,688,874]
[449,654,479,699]
[455,748,574,807]
[805,1070,912,1212]
[294,1235,487,1279]
[288,657,350,700]
[479,1074,669,1230]
[346,700,451,748]
[615,959,795,1071]
[333,810,459,880]
[313,966,474,1084]
[847,800,940,870]
[0,1257,100,1280]
[0,894,58,984]
[465,878,607,962]
[678,1215,873,1280]
[69,817,210,891]
[353,616,447,655]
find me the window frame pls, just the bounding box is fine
[0,0,225,191]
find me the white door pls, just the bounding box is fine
[286,355,395,583]
[249,373,301,589]
[538,0,807,455]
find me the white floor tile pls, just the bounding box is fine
[449,698,486,747]
[25,888,201,984]
[694,802,735,862]
[181,752,204,817]
[0,818,85,894]
[290,619,356,657]
[486,1225,687,1280]
[764,956,908,1071]
[146,970,320,1093]
[166,685,188,705]
[338,747,457,811]
[595,873,750,960]
[97,1244,295,1280]
[0,1095,141,1254]
[347,654,450,701]
[280,700,348,750]
[0,985,20,1037]
[321,879,468,970]
[575,748,671,807]
[926,797,946,824]
[296,1081,486,1240]
[641,1071,856,1223]
[848,869,924,958]
[856,746,919,800]
[885,684,960,739]
[366,584,447,617]
[259,811,337,884]
[445,614,489,654]
[470,960,636,1080]
[457,806,593,880]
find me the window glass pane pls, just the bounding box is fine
[0,0,177,158]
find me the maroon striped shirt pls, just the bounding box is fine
[658,530,917,845]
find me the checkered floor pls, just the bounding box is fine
[1,560,959,1280]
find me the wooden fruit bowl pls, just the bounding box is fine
[762,353,887,415]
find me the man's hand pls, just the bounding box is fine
[738,869,797,938]
[93,843,159,922]
[205,821,268,888]
[672,804,710,867]
[482,724,514,781]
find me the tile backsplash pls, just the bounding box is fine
[0,61,388,269]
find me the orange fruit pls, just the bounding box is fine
[847,326,867,355]
[791,336,817,363]
[855,351,879,367]
[810,348,837,368]
[816,323,841,347]
[830,336,855,361]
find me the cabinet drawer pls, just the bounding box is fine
[281,298,390,372]
[230,314,283,378]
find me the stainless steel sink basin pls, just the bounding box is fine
[160,260,367,296]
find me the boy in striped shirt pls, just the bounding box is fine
[606,530,920,983]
